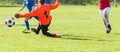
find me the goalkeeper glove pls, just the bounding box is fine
[15,13,24,18]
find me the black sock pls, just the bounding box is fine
[36,24,41,34]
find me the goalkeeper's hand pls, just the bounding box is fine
[15,13,24,18]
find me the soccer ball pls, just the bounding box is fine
[5,17,15,27]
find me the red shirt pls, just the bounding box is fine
[22,0,60,25]
[100,0,110,10]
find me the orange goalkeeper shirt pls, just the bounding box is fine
[22,0,60,25]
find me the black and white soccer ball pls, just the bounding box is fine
[5,17,15,27]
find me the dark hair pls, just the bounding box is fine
[40,0,46,5]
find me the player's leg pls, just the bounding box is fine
[41,23,53,37]
[100,9,110,33]
[104,7,110,26]
[27,5,32,12]
[104,7,111,33]
[22,6,32,33]
[23,19,30,33]
[41,23,61,38]
[100,10,107,28]
[30,6,40,33]
[31,24,41,34]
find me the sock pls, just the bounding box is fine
[37,24,41,33]
[25,20,30,30]
[105,18,111,30]
[106,18,110,26]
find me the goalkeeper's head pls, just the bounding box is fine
[38,0,46,6]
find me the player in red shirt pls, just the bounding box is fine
[15,0,61,38]
[99,0,117,33]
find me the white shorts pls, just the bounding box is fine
[99,7,110,19]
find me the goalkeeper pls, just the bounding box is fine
[15,0,61,38]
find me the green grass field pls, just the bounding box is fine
[0,5,120,52]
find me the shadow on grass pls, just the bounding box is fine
[114,33,120,35]
[61,34,89,40]
[61,34,115,42]
[65,37,89,40]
